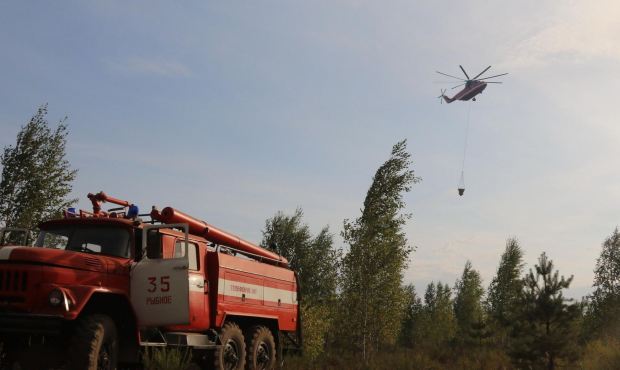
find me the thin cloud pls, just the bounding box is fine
[107,57,192,77]
[504,2,620,69]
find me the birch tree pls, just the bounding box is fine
[337,140,419,359]
[0,104,77,239]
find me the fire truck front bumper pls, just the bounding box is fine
[0,313,64,335]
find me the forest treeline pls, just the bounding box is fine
[261,142,620,369]
[3,107,620,369]
[270,213,620,369]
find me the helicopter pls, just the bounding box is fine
[436,65,507,104]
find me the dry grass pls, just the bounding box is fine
[284,347,511,370]
[141,346,194,370]
[580,338,620,370]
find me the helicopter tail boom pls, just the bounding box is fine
[437,89,454,104]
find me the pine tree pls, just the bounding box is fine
[509,252,580,370]
[338,140,419,358]
[453,261,485,345]
[0,105,77,238]
[487,238,524,344]
[588,228,620,336]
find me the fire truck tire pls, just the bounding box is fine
[214,322,246,370]
[67,314,119,370]
[246,326,276,370]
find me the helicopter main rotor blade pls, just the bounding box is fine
[459,65,470,80]
[472,66,491,80]
[451,83,465,89]
[435,71,466,81]
[479,73,508,80]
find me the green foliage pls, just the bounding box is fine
[338,140,419,358]
[0,104,77,237]
[261,208,339,358]
[141,346,193,370]
[587,227,620,338]
[487,238,524,324]
[300,303,333,360]
[262,208,339,304]
[509,252,581,370]
[486,238,524,347]
[421,281,456,348]
[453,261,486,345]
[398,284,423,348]
[401,281,457,351]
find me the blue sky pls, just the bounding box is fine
[2,1,619,298]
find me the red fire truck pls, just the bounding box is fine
[0,192,301,370]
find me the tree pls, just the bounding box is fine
[422,281,456,348]
[262,207,338,304]
[509,252,580,370]
[487,238,524,344]
[399,284,424,348]
[588,228,620,336]
[261,208,339,359]
[337,140,419,358]
[453,261,485,345]
[0,105,77,237]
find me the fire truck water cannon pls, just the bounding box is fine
[151,206,289,267]
[86,191,139,218]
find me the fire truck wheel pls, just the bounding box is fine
[214,322,246,370]
[246,326,276,370]
[67,314,119,370]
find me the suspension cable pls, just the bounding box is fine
[461,102,472,172]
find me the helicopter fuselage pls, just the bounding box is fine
[443,80,487,103]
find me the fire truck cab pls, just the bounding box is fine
[0,192,301,370]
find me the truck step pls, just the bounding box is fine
[165,332,217,349]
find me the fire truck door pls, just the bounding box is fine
[175,239,208,328]
[130,224,190,327]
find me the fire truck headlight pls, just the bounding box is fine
[48,288,69,311]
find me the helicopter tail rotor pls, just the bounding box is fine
[437,89,447,104]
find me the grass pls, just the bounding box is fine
[284,347,511,370]
[580,338,620,370]
[141,346,194,370]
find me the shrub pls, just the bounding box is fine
[302,303,333,360]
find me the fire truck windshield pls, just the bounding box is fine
[35,225,131,258]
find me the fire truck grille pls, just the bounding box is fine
[0,270,27,292]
